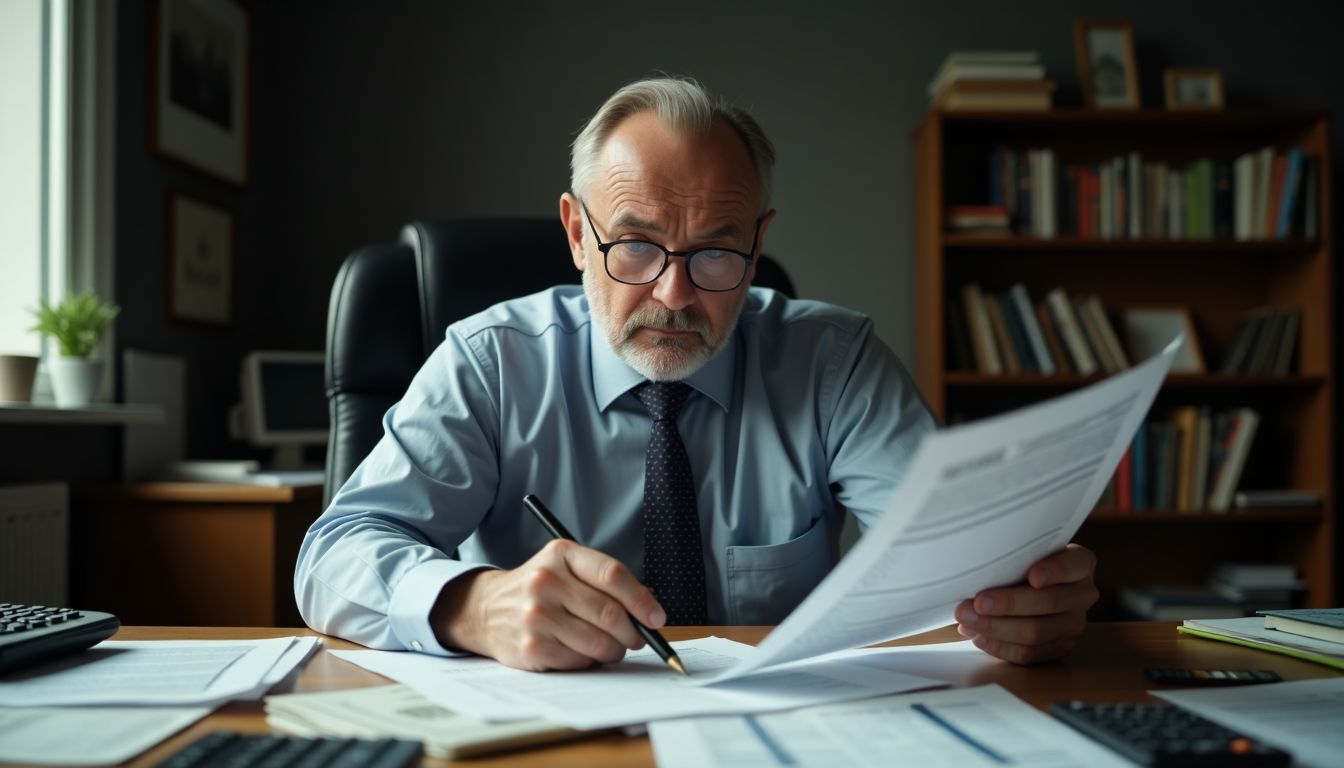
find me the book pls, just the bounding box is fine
[947,204,1011,233]
[1274,148,1304,238]
[1009,284,1054,375]
[1036,302,1070,374]
[1271,307,1300,376]
[935,80,1055,111]
[1207,408,1261,511]
[1190,408,1212,510]
[1172,407,1199,512]
[999,290,1037,373]
[984,294,1022,374]
[1046,289,1097,375]
[961,284,1002,374]
[927,61,1045,98]
[1233,489,1322,508]
[1075,296,1117,373]
[1083,296,1129,369]
[1258,609,1344,645]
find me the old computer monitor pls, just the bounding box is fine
[239,351,328,469]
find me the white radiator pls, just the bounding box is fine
[0,483,68,605]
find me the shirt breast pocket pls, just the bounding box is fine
[724,515,837,625]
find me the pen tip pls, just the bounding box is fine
[669,657,688,676]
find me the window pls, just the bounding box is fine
[0,0,115,399]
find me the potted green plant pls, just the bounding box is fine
[29,292,120,407]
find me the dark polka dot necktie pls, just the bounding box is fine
[635,381,708,626]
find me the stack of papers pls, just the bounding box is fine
[266,684,585,759]
[0,636,319,765]
[651,684,1131,768]
[332,637,947,730]
[1179,617,1344,670]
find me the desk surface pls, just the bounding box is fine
[121,623,1342,767]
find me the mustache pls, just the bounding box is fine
[621,304,710,340]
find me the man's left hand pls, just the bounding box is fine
[955,543,1098,665]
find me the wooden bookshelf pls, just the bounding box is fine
[913,109,1334,616]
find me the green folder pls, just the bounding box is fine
[1177,625,1344,671]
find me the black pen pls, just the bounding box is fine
[522,494,688,676]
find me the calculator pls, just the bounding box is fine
[1050,700,1291,767]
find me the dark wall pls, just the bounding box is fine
[114,0,1344,462]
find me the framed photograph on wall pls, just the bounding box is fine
[151,0,250,186]
[166,191,234,326]
[1164,68,1225,110]
[1073,20,1140,108]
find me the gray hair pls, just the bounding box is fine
[569,76,776,212]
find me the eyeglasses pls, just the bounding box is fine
[580,203,759,292]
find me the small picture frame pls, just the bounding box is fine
[1122,308,1204,373]
[166,191,234,326]
[1073,20,1140,109]
[150,0,250,186]
[1164,68,1225,110]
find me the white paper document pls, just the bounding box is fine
[266,684,581,759]
[703,341,1176,683]
[0,636,316,706]
[1153,677,1344,768]
[0,706,213,766]
[331,637,945,730]
[650,684,1132,768]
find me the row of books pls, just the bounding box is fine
[1119,563,1304,620]
[981,146,1320,240]
[953,284,1132,376]
[927,51,1054,111]
[1095,407,1260,515]
[1219,306,1300,376]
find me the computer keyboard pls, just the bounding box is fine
[155,732,422,768]
[0,602,120,675]
[1050,700,1291,767]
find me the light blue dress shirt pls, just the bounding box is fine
[295,286,934,654]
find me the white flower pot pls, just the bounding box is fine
[49,356,102,407]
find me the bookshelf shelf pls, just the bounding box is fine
[944,373,1327,391]
[1087,509,1321,524]
[915,108,1335,617]
[944,235,1320,254]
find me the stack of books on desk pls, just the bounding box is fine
[928,51,1054,111]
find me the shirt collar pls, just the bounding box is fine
[590,318,736,413]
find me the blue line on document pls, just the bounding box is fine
[912,703,1010,764]
[743,714,796,765]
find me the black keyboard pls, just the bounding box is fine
[1050,700,1291,767]
[0,602,120,675]
[155,732,423,768]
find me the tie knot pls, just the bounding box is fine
[635,381,692,422]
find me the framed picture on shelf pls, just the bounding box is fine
[166,191,234,326]
[1122,308,1205,373]
[1073,20,1140,108]
[1164,68,1225,110]
[151,0,250,186]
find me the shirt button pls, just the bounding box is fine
[411,640,423,652]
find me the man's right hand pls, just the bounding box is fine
[430,539,667,671]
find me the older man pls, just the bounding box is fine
[295,76,1098,672]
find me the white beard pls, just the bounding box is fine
[583,266,743,382]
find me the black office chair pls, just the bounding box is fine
[323,217,796,506]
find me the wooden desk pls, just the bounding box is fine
[119,622,1341,767]
[74,483,323,627]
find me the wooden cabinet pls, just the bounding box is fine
[74,483,322,627]
[913,109,1334,615]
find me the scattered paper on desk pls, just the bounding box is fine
[650,684,1132,768]
[0,636,313,706]
[701,340,1176,684]
[331,636,945,730]
[1153,678,1344,768]
[0,705,213,765]
[266,683,580,759]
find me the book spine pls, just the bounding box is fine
[1234,152,1255,241]
[961,284,1003,374]
[1275,148,1303,239]
[1076,297,1116,374]
[1253,147,1275,239]
[999,290,1037,373]
[984,294,1022,374]
[1208,408,1261,511]
[1213,159,1234,239]
[1127,152,1142,238]
[1010,284,1055,375]
[1116,447,1133,514]
[1132,423,1149,511]
[1036,302,1070,374]
[1046,289,1098,375]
